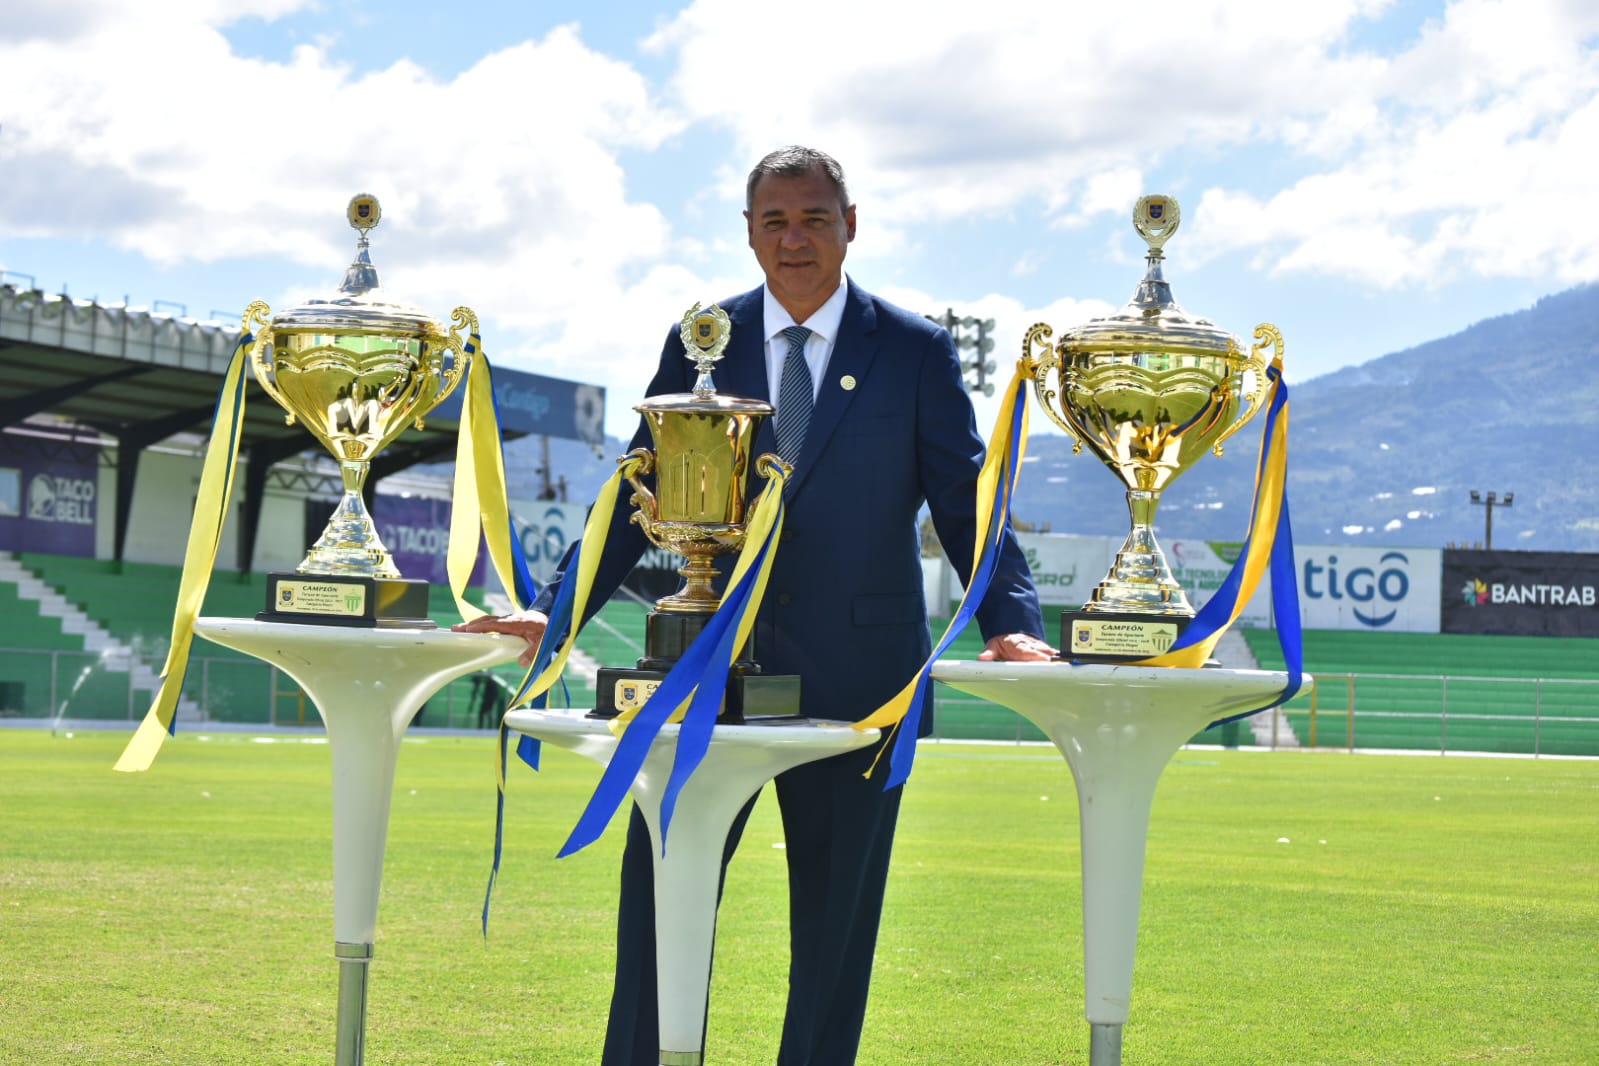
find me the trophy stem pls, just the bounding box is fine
[298,461,401,579]
[656,549,723,613]
[1084,489,1191,616]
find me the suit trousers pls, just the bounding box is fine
[601,738,905,1066]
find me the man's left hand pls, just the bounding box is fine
[978,633,1057,661]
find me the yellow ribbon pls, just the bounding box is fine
[1130,348,1290,668]
[854,363,1029,736]
[114,340,250,772]
[447,339,527,620]
[503,455,643,713]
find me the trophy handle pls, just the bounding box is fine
[415,306,476,430]
[754,452,792,482]
[242,300,294,426]
[1022,322,1087,453]
[1209,322,1280,457]
[620,448,657,532]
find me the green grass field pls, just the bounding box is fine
[1,729,1595,1065]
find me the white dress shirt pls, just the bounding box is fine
[761,280,849,412]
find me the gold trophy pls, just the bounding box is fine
[592,304,799,720]
[1024,195,1278,661]
[246,194,469,627]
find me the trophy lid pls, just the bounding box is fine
[268,194,444,338]
[1061,195,1241,359]
[635,392,773,416]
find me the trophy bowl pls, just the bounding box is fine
[246,194,469,626]
[1025,195,1279,661]
[593,304,798,720]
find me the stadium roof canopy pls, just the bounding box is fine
[0,283,598,569]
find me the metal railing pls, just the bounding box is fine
[4,646,1595,757]
[0,647,528,732]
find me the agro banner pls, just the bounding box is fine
[1441,549,1599,637]
[0,435,99,556]
[1296,545,1441,632]
[1164,538,1273,627]
[1013,531,1113,608]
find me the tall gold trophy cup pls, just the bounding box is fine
[247,195,469,627]
[592,305,800,721]
[1025,195,1279,661]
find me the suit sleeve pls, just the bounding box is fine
[529,325,688,627]
[913,323,1045,643]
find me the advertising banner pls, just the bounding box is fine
[0,435,100,556]
[431,366,605,446]
[365,496,589,593]
[370,494,484,588]
[1164,538,1274,627]
[1013,532,1113,608]
[1441,549,1599,637]
[507,499,587,585]
[1296,545,1441,632]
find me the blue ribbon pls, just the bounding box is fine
[1192,367,1305,724]
[557,503,782,858]
[880,392,1025,788]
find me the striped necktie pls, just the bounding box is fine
[774,325,813,466]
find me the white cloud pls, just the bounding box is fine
[4,0,1598,441]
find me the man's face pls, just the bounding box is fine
[744,166,856,320]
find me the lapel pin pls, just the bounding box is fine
[840,374,857,391]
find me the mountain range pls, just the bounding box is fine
[506,282,1599,555]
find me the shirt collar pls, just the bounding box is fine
[763,277,849,344]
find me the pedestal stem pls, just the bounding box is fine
[334,942,374,1066]
[1090,1022,1124,1066]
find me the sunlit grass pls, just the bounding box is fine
[1,730,1595,1064]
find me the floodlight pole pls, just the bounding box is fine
[1469,489,1514,550]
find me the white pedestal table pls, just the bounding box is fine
[502,707,879,1066]
[931,660,1303,1066]
[193,617,525,1066]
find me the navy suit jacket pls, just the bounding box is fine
[535,279,1043,729]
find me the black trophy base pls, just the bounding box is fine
[1060,610,1187,663]
[257,572,434,629]
[591,610,801,723]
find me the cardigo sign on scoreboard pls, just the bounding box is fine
[1296,545,1440,632]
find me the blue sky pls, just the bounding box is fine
[3,0,1596,440]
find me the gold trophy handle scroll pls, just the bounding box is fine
[421,306,476,430]
[1022,322,1087,453]
[1206,322,1280,458]
[621,448,658,536]
[754,451,792,484]
[242,300,295,425]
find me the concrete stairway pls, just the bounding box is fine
[0,551,203,722]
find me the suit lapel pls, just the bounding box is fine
[785,279,876,498]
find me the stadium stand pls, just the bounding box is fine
[6,554,1594,756]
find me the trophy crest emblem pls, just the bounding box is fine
[678,303,732,397]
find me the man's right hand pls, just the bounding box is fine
[453,609,550,668]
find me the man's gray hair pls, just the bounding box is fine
[746,146,852,214]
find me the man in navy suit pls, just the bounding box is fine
[459,146,1051,1064]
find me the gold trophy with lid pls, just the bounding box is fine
[1024,195,1279,661]
[592,304,799,720]
[246,195,470,627]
